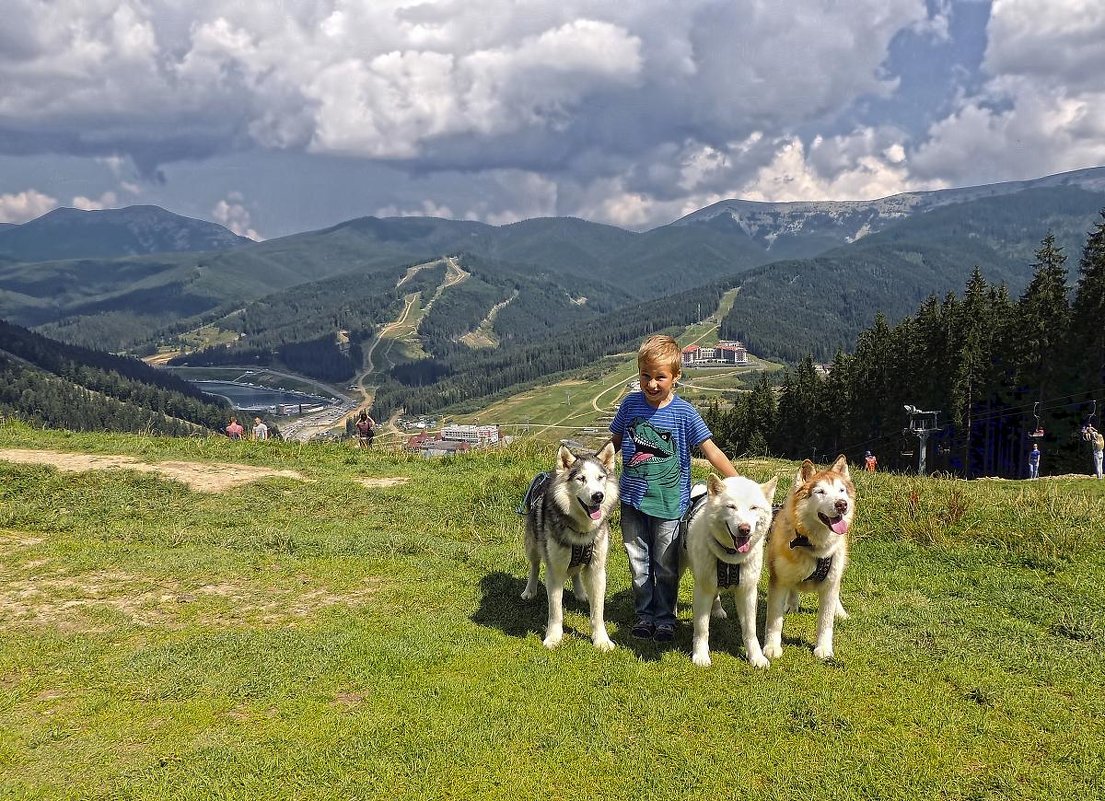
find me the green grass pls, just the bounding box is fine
[1,420,1104,799]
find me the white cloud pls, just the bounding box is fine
[0,189,57,223]
[0,2,927,174]
[72,190,119,210]
[909,0,1105,185]
[212,194,262,240]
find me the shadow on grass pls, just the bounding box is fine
[472,571,550,639]
[473,572,672,661]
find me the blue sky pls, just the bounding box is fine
[1,0,1103,239]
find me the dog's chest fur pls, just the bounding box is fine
[685,505,766,591]
[768,501,849,585]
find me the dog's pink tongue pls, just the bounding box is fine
[830,516,850,535]
[589,508,603,520]
[737,541,751,553]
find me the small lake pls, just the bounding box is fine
[193,380,331,411]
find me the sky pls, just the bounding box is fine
[1,0,1104,240]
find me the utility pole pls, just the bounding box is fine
[903,405,942,475]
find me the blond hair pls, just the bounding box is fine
[637,334,682,376]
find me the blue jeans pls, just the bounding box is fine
[1028,462,1039,479]
[620,503,681,628]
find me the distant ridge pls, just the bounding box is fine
[0,205,253,262]
[672,165,1105,256]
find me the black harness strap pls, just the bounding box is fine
[569,543,595,568]
[716,560,741,588]
[790,535,834,583]
[517,471,552,516]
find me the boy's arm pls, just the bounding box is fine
[698,437,738,477]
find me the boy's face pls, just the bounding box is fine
[639,360,678,407]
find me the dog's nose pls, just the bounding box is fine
[738,522,751,535]
[835,499,849,514]
[591,491,604,504]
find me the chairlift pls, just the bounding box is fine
[1028,402,1045,438]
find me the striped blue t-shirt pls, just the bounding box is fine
[610,392,712,519]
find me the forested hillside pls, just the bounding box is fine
[707,214,1105,478]
[0,320,229,434]
[371,280,729,417]
[721,188,1105,361]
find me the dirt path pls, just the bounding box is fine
[0,449,307,492]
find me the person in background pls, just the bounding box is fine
[1084,424,1104,479]
[864,451,878,472]
[1027,443,1040,479]
[355,410,377,448]
[252,416,269,441]
[225,416,244,440]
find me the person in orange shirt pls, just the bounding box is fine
[864,451,877,472]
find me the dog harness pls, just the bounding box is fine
[789,535,834,583]
[716,560,741,588]
[521,470,598,567]
[569,543,595,568]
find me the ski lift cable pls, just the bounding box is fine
[954,385,1105,427]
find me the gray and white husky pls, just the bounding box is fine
[681,473,778,668]
[521,442,619,651]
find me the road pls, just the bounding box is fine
[283,256,469,442]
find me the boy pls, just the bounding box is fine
[610,335,739,641]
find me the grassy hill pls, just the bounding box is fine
[1,420,1103,799]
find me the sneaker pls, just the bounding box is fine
[631,620,654,639]
[654,623,676,643]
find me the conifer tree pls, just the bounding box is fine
[1069,211,1105,399]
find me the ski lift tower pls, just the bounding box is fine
[903,405,942,475]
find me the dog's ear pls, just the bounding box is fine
[596,440,616,471]
[557,445,576,471]
[706,473,724,495]
[797,459,815,485]
[761,475,778,502]
[830,454,850,479]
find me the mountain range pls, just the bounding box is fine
[2,165,1105,422]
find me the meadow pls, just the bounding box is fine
[1,419,1103,799]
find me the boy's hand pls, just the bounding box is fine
[699,438,738,477]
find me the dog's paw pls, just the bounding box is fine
[813,644,834,660]
[520,588,538,601]
[593,635,615,652]
[763,642,783,659]
[835,605,850,620]
[542,631,563,649]
[710,605,728,620]
[691,650,712,668]
[748,652,770,669]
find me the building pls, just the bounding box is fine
[440,424,501,445]
[420,440,472,459]
[682,340,748,367]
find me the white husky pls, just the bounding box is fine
[681,473,778,668]
[521,442,619,650]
